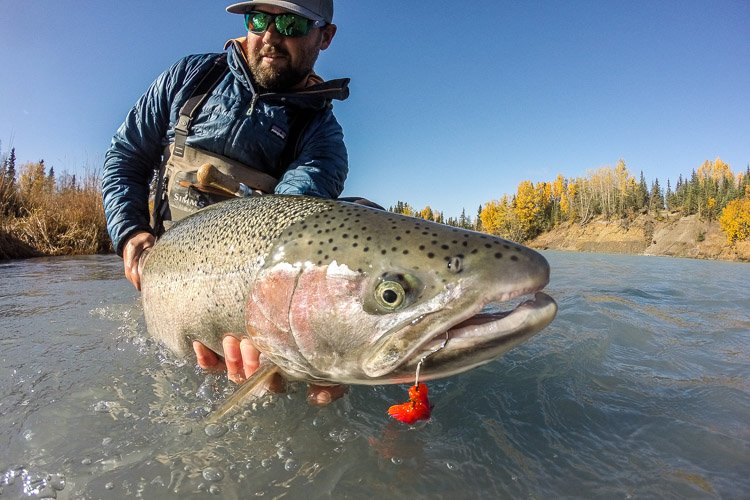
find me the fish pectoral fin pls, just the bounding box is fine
[206,363,281,422]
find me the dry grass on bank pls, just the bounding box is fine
[0,166,112,260]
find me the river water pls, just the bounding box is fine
[0,252,748,499]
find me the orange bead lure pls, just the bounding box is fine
[388,383,432,424]
[387,332,448,424]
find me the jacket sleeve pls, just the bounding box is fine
[101,59,188,255]
[273,108,348,199]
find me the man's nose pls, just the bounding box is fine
[262,22,282,44]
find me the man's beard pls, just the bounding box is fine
[248,44,319,92]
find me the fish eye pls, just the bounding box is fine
[365,272,423,314]
[376,281,406,309]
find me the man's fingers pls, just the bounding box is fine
[193,336,260,384]
[307,384,348,406]
[193,341,224,370]
[122,231,154,291]
[194,337,344,402]
[223,336,245,383]
[240,338,260,378]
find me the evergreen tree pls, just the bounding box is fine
[7,148,17,184]
[458,208,471,229]
[475,205,483,231]
[48,166,56,190]
[637,171,649,210]
[664,178,672,210]
[649,178,663,212]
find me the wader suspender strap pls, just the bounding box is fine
[151,56,228,232]
[173,54,229,158]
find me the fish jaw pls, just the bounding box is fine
[374,292,558,384]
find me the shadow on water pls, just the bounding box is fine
[0,252,748,498]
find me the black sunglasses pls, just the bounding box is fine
[244,11,326,38]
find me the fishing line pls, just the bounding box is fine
[414,332,449,386]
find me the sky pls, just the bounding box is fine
[1,0,748,220]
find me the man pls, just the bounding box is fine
[101,0,347,404]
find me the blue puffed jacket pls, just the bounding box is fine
[102,39,350,255]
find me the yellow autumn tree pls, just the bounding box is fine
[480,195,524,242]
[514,180,549,239]
[719,198,750,243]
[18,161,54,209]
[697,157,733,183]
[419,206,435,221]
[563,181,578,221]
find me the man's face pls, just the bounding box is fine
[244,6,336,91]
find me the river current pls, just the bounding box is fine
[0,251,748,499]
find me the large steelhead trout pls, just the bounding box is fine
[141,195,557,396]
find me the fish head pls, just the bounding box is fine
[245,201,557,385]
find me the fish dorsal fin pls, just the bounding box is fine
[206,362,281,422]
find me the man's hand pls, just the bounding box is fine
[193,337,260,384]
[193,336,347,405]
[122,231,155,291]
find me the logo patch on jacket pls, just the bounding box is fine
[271,124,287,140]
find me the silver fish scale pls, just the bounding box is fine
[141,196,335,355]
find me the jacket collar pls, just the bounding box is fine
[224,38,349,109]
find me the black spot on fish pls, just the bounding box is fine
[427,252,435,259]
[511,255,519,261]
[495,252,503,259]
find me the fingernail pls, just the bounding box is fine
[228,373,245,384]
[315,391,332,405]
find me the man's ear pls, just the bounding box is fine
[319,24,337,50]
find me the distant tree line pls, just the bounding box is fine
[389,158,750,244]
[388,201,478,230]
[0,146,111,259]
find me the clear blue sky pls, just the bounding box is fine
[1,0,748,219]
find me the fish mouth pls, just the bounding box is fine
[421,292,555,352]
[365,291,558,382]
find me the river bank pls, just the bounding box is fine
[529,212,750,262]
